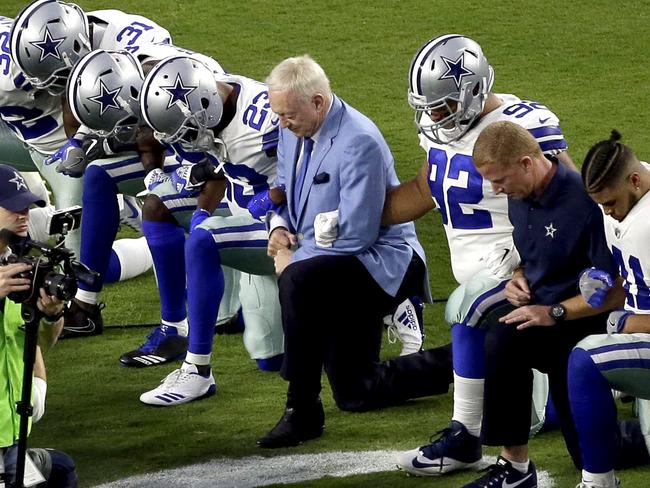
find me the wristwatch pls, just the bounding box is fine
[548,303,567,322]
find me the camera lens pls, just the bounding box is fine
[43,273,77,301]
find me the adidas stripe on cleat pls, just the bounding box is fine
[120,325,188,367]
[140,362,216,407]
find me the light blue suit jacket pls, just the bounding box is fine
[275,95,428,298]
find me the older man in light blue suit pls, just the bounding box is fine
[257,55,453,449]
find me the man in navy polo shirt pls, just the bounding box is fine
[460,121,624,488]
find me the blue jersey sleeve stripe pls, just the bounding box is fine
[539,139,568,153]
[528,125,563,139]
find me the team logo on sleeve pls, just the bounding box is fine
[88,81,122,115]
[160,74,196,110]
[30,27,64,62]
[439,54,474,89]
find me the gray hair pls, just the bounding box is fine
[266,55,331,101]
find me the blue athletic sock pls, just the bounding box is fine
[185,228,224,355]
[256,353,284,372]
[142,220,187,323]
[451,323,486,378]
[568,347,618,473]
[79,165,119,292]
[104,250,121,284]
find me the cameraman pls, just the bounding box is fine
[0,164,77,487]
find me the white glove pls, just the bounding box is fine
[314,210,339,248]
[144,168,172,192]
[606,310,632,334]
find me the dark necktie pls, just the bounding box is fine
[294,137,314,211]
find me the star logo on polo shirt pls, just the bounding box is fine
[9,171,28,191]
[160,74,196,110]
[30,27,65,62]
[88,81,122,116]
[545,223,557,238]
[439,54,474,90]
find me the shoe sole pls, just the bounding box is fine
[396,459,482,476]
[140,384,217,407]
[257,427,324,449]
[119,352,186,368]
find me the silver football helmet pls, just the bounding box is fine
[67,49,144,142]
[140,55,223,151]
[407,34,494,144]
[10,0,90,95]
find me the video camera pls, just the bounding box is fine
[0,206,99,304]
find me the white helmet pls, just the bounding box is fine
[407,34,494,144]
[10,0,90,95]
[140,55,223,151]
[67,49,144,142]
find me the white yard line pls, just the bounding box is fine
[94,452,555,487]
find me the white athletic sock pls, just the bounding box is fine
[582,469,617,487]
[509,458,530,474]
[452,373,484,437]
[75,289,98,305]
[112,236,153,281]
[185,352,211,366]
[161,318,188,337]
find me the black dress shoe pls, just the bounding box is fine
[257,400,325,448]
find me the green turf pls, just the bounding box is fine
[4,0,650,486]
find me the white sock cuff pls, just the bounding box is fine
[75,289,98,305]
[185,352,211,365]
[161,318,188,337]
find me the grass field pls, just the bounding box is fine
[4,0,650,486]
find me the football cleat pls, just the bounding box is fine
[118,195,143,232]
[463,456,537,488]
[576,476,621,488]
[61,300,104,339]
[119,325,188,367]
[396,420,481,475]
[385,296,425,356]
[140,362,216,406]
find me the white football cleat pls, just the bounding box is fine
[385,297,425,356]
[118,194,143,232]
[140,362,216,406]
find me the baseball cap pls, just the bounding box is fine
[0,164,46,212]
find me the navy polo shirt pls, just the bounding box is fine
[508,163,617,305]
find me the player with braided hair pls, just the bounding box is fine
[570,131,650,488]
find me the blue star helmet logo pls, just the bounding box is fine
[160,74,196,110]
[439,54,474,90]
[88,81,122,116]
[30,27,65,62]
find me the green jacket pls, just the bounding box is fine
[0,298,29,448]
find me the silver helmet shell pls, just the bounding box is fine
[140,55,223,151]
[10,0,91,95]
[408,34,494,144]
[67,49,144,141]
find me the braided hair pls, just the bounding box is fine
[582,130,636,193]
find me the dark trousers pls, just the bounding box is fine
[278,253,452,412]
[481,304,607,468]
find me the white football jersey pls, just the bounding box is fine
[419,93,568,284]
[134,42,225,77]
[0,16,66,154]
[602,162,650,314]
[210,74,279,214]
[87,10,171,53]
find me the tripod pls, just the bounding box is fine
[13,300,43,488]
